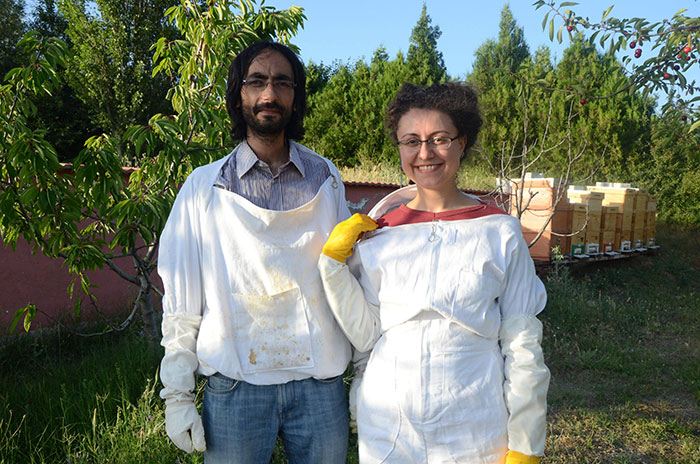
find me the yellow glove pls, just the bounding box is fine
[506,450,541,464]
[322,214,378,262]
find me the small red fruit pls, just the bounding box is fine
[567,25,573,32]
[683,45,692,54]
[681,115,687,121]
[580,98,587,105]
[687,56,691,61]
[634,48,642,58]
[630,41,637,49]
[663,73,671,79]
[674,65,680,71]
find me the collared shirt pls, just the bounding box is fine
[215,140,332,211]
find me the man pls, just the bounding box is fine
[158,41,352,464]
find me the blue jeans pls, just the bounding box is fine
[201,373,348,464]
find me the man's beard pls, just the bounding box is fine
[242,102,293,136]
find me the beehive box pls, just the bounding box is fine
[550,203,587,256]
[567,187,604,254]
[631,189,648,248]
[588,183,636,251]
[504,174,567,213]
[505,174,570,261]
[600,206,619,253]
[645,195,658,247]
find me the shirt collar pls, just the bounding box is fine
[287,142,306,178]
[236,140,306,178]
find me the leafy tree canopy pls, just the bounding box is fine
[0,0,27,77]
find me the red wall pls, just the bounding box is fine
[0,182,502,333]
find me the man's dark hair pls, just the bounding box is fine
[226,42,307,141]
[385,82,482,154]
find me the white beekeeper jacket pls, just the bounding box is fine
[159,146,352,406]
[319,185,550,463]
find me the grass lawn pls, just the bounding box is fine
[1,223,698,463]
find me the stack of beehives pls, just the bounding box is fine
[505,174,658,261]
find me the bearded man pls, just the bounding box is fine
[158,41,352,464]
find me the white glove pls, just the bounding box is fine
[165,401,206,453]
[500,314,550,456]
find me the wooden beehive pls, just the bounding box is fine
[551,203,587,256]
[505,174,570,261]
[567,187,604,255]
[631,189,648,248]
[600,206,619,253]
[645,195,658,247]
[587,183,636,251]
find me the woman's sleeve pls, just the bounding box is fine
[499,223,550,456]
[318,246,381,353]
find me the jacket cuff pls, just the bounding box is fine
[500,314,550,455]
[160,314,202,404]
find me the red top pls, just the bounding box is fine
[376,202,507,228]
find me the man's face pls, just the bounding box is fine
[240,49,295,137]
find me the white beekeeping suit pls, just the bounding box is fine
[319,185,550,464]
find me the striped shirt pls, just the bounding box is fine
[215,140,332,211]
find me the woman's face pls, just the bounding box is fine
[396,108,466,194]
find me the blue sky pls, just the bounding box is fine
[265,1,698,86]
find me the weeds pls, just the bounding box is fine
[1,224,698,463]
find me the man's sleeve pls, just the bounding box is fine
[158,175,205,403]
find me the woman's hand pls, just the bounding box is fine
[322,214,378,262]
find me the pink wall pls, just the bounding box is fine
[0,182,502,333]
[0,241,147,332]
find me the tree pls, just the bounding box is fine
[0,0,26,78]
[58,0,181,157]
[545,34,654,179]
[28,0,68,40]
[470,5,533,169]
[20,0,94,162]
[471,6,655,181]
[534,1,700,127]
[406,3,446,84]
[639,107,700,225]
[303,4,446,165]
[1,0,306,337]
[303,53,411,165]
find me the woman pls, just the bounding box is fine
[318,82,549,464]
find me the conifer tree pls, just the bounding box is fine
[406,3,446,85]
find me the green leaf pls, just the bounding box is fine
[689,119,700,132]
[549,18,554,41]
[602,5,614,20]
[559,2,579,7]
[542,12,550,31]
[23,304,37,332]
[8,306,28,334]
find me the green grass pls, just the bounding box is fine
[1,223,698,463]
[540,223,700,463]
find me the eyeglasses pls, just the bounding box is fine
[242,78,296,92]
[397,136,459,153]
